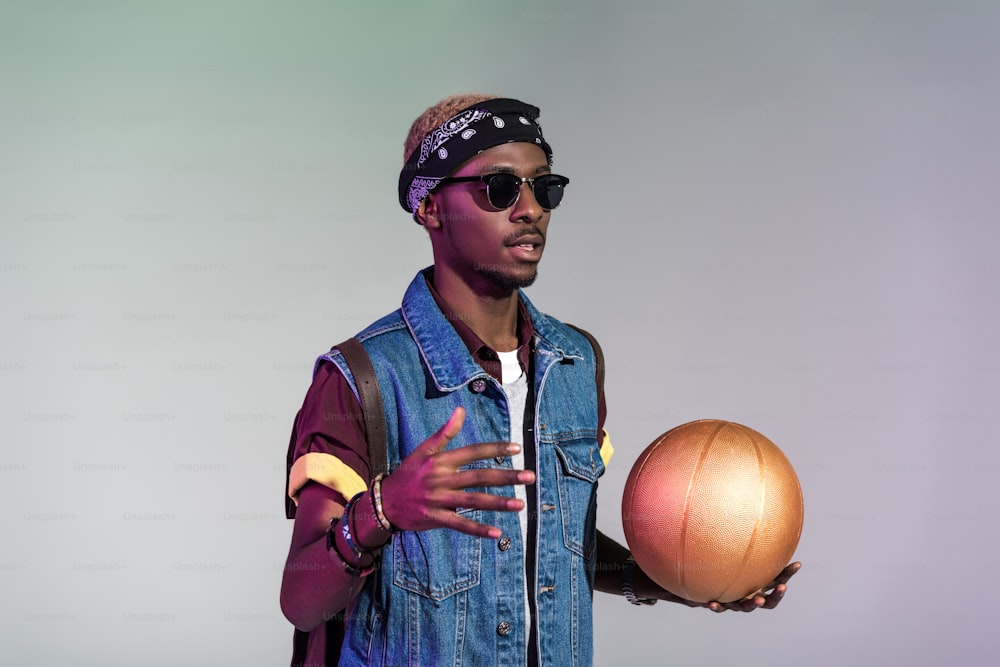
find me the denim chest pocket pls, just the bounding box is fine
[554,438,604,558]
[391,508,482,601]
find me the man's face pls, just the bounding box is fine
[423,142,553,296]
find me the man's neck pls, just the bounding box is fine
[430,267,520,352]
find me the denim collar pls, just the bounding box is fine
[401,268,585,392]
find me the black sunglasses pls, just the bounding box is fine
[435,173,570,210]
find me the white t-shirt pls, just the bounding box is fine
[497,349,532,645]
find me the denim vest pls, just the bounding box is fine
[321,270,604,667]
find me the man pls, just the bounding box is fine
[280,94,798,666]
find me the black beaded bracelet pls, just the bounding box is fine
[341,492,367,560]
[326,516,375,577]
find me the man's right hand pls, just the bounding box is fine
[379,406,535,539]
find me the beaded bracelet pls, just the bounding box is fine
[370,473,395,533]
[341,492,368,560]
[326,516,375,577]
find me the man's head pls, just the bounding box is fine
[397,96,555,218]
[398,94,567,295]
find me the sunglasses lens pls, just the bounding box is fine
[485,174,521,209]
[535,175,567,209]
[481,174,569,210]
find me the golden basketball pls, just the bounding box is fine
[621,420,804,603]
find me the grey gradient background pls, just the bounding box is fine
[2,1,998,665]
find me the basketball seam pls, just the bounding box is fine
[678,420,728,601]
[717,426,767,602]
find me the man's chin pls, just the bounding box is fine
[477,264,538,291]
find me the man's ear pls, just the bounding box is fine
[415,193,442,229]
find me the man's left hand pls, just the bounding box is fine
[700,561,801,613]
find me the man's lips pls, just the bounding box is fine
[505,233,544,249]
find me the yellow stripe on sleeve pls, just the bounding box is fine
[599,430,614,467]
[287,452,368,506]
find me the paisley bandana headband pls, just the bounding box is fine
[398,97,553,217]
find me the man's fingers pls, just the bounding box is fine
[762,584,787,610]
[438,440,523,467]
[727,597,762,613]
[708,593,765,613]
[441,406,466,440]
[774,561,801,586]
[451,466,535,489]
[435,490,526,513]
[414,407,466,456]
[429,508,504,539]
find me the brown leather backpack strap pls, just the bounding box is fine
[566,324,604,391]
[335,338,388,479]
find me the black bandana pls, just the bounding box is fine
[398,98,553,216]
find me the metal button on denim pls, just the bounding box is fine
[497,621,512,636]
[471,379,487,394]
[498,536,512,551]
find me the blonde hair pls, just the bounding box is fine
[403,93,500,162]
